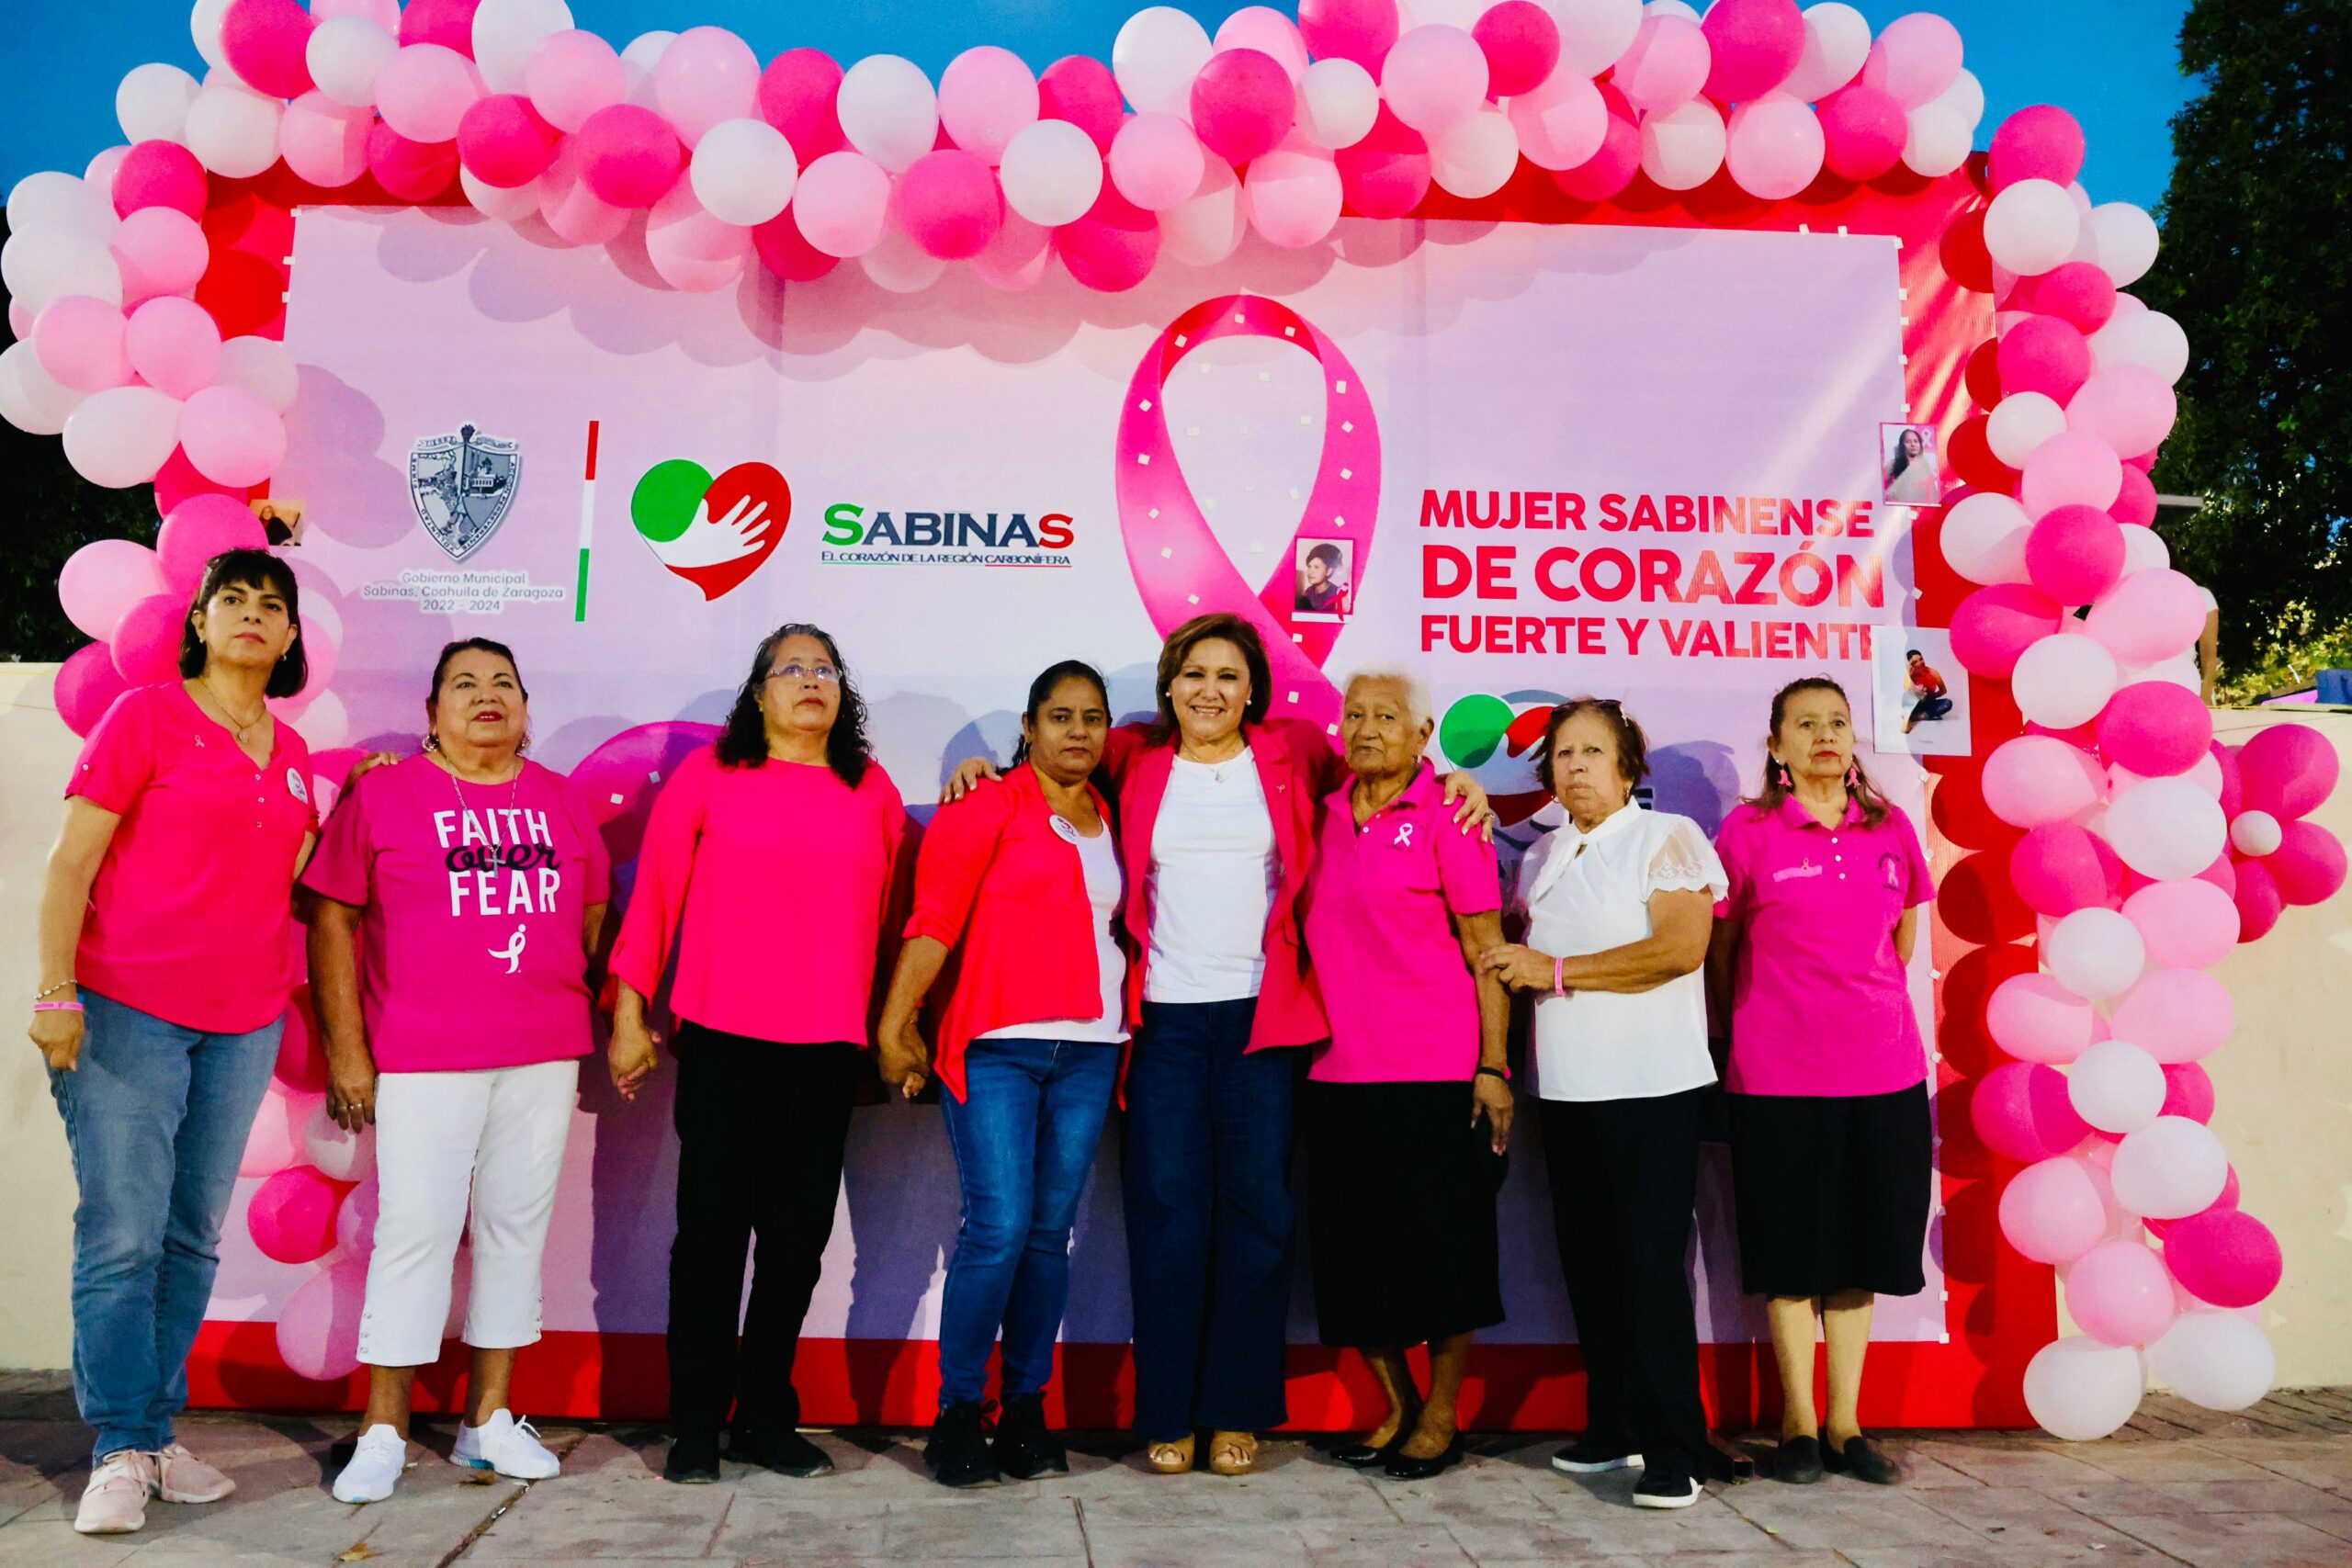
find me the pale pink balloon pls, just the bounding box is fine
[2086,567,2206,665]
[2067,366,2177,460]
[1613,14,1710,117]
[969,209,1052,290]
[1984,734,2106,829]
[937,45,1037,164]
[2110,968,2233,1065]
[59,538,169,642]
[1109,113,1206,212]
[1860,11,1962,109]
[1382,24,1490,134]
[32,297,133,393]
[1724,93,1822,200]
[279,91,372,187]
[157,491,267,590]
[124,297,223,400]
[2065,1240,2177,1347]
[1243,145,1342,248]
[1216,6,1311,80]
[275,1255,368,1382]
[1999,1156,2107,1263]
[375,43,485,144]
[2122,878,2240,971]
[527,29,626,132]
[1507,65,1607,172]
[536,138,631,244]
[239,1084,322,1179]
[1986,972,2103,1066]
[792,150,894,257]
[642,186,752,293]
[655,26,761,148]
[179,383,287,487]
[2019,429,2123,519]
[109,208,210,304]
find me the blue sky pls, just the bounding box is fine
[2,1,2195,212]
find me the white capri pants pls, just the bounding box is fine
[357,1058,579,1368]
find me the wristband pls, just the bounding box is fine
[1475,1064,1510,1082]
[34,1000,85,1014]
[1552,956,1566,998]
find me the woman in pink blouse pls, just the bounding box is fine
[31,549,316,1537]
[607,624,906,1485]
[1708,677,1936,1489]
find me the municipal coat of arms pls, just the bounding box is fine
[409,423,521,561]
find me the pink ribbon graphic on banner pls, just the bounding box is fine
[1116,295,1381,729]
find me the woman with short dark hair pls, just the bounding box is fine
[32,548,317,1536]
[608,623,907,1484]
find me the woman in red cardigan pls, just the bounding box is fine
[877,661,1127,1490]
[945,615,1488,1476]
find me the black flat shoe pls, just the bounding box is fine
[1551,1438,1641,1474]
[1772,1435,1824,1484]
[1823,1434,1900,1485]
[662,1432,720,1484]
[1382,1433,1464,1481]
[991,1394,1066,1481]
[729,1428,833,1478]
[1332,1427,1413,1469]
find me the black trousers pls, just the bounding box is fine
[1540,1089,1713,1480]
[666,1024,860,1438]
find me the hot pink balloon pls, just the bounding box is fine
[221,0,317,99]
[398,0,480,53]
[56,640,134,740]
[2233,855,2283,942]
[366,123,458,201]
[113,140,208,220]
[2069,367,2177,462]
[1988,105,2085,193]
[1299,0,1402,73]
[179,384,286,488]
[458,93,555,186]
[111,592,190,684]
[1336,103,1431,218]
[1859,11,1962,109]
[1037,55,1124,152]
[157,493,268,590]
[2021,261,2116,333]
[275,1255,368,1382]
[1972,1061,2091,1164]
[151,446,240,516]
[1191,48,1295,164]
[1614,14,1709,117]
[759,48,847,161]
[60,542,169,642]
[574,103,683,208]
[2159,1061,2215,1124]
[2268,819,2347,906]
[110,207,210,304]
[277,992,329,1091]
[656,27,762,149]
[894,149,1003,260]
[2021,431,2124,520]
[938,46,1038,164]
[2097,681,2212,777]
[1998,314,2091,401]
[2122,878,2240,971]
[2236,722,2338,820]
[1700,0,1804,103]
[751,210,839,281]
[2026,502,2124,604]
[1951,582,2062,678]
[2010,822,2120,918]
[2111,967,2233,1064]
[2164,1210,2281,1309]
[1999,1156,2108,1263]
[2065,1241,2176,1347]
[1818,85,1906,182]
[32,298,132,393]
[1055,184,1159,292]
[248,1166,347,1265]
[2110,466,2158,528]
[1986,972,2101,1066]
[1472,1,1561,98]
[122,297,221,401]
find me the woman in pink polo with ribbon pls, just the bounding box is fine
[1708,676,1936,1490]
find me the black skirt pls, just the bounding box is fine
[1726,1082,1933,1299]
[1303,1079,1505,1349]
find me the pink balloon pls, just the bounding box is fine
[112,141,209,220]
[366,123,458,201]
[2086,568,2205,666]
[279,92,373,189]
[1552,96,1641,202]
[153,446,243,516]
[750,210,839,281]
[277,995,329,1091]
[1243,145,1341,248]
[1299,0,1402,74]
[2065,1241,2177,1347]
[1383,24,1491,133]
[2268,819,2347,907]
[791,150,892,257]
[1037,55,1124,152]
[2109,466,2158,528]
[1110,113,1206,210]
[2122,877,2240,970]
[1999,1156,2108,1263]
[528,30,627,134]
[1216,7,1311,81]
[970,209,1051,290]
[1191,48,1295,164]
[111,592,189,685]
[2164,1210,2281,1309]
[2097,681,2212,777]
[1983,734,2106,829]
[1055,184,1159,291]
[1987,972,2102,1066]
[220,0,316,99]
[758,47,847,161]
[1972,1061,2092,1164]
[32,298,132,393]
[2111,967,2233,1065]
[535,138,629,244]
[398,0,479,53]
[1614,14,1710,117]
[1998,315,2091,401]
[179,384,286,487]
[377,43,486,145]
[2233,855,2283,942]
[894,149,1003,260]
[1336,103,1431,218]
[2069,367,2177,461]
[1724,94,1824,201]
[1507,59,1607,171]
[157,493,268,591]
[110,208,211,304]
[2010,823,2120,919]
[938,46,1038,164]
[248,1165,348,1265]
[1818,85,1906,182]
[1701,0,1804,103]
[2159,1061,2215,1124]
[1951,583,2062,679]
[2026,502,2124,604]
[1859,11,1962,109]
[574,103,684,208]
[275,1255,368,1382]
[334,1174,380,1254]
[1473,1,1561,99]
[2020,261,2116,333]
[656,27,762,149]
[54,642,132,738]
[2021,431,2124,520]
[458,94,555,186]
[123,297,222,401]
[1988,105,2085,193]
[2236,723,2338,820]
[239,1084,321,1179]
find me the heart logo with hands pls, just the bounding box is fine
[629,458,793,601]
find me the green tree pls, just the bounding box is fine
[2143,0,2351,697]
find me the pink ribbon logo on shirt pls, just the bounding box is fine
[1115,295,1381,729]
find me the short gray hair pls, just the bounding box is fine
[1341,665,1433,730]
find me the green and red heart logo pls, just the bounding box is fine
[630,459,792,601]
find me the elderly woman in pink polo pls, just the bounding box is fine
[1708,676,1934,1489]
[1300,669,1512,1483]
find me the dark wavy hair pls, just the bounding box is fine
[1147,613,1271,745]
[716,622,872,785]
[1010,660,1110,767]
[1533,696,1650,798]
[1885,425,1925,487]
[176,548,308,700]
[1745,675,1890,828]
[423,637,530,753]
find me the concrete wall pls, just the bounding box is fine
[3,667,2348,1393]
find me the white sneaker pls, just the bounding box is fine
[454,1411,560,1481]
[153,1441,236,1503]
[74,1450,155,1535]
[333,1425,409,1504]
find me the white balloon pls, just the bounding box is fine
[2068,1040,2166,1134]
[1508,67,1609,171]
[2109,1115,2227,1219]
[861,220,947,293]
[118,63,204,146]
[1159,157,1245,267]
[690,117,798,226]
[1984,178,2082,276]
[2012,632,2119,730]
[1644,0,1700,18]
[620,31,675,109]
[1430,107,1520,198]
[1781,3,1870,102]
[2230,809,2283,858]
[2045,906,2144,1002]
[837,55,940,174]
[1297,57,1380,152]
[2117,523,2170,576]
[62,384,183,488]
[1901,105,1971,177]
[1,227,124,313]
[1398,0,1486,25]
[1639,97,1724,192]
[472,0,574,95]
[2022,1337,2144,1441]
[215,335,300,412]
[185,84,284,180]
[2089,310,2190,385]
[5,172,115,240]
[308,17,400,110]
[2145,1313,2275,1412]
[1987,390,2067,469]
[998,118,1102,228]
[2088,202,2159,288]
[1928,66,1984,129]
[1113,7,1215,119]
[644,186,752,293]
[190,0,234,69]
[301,1099,377,1182]
[1551,0,1645,77]
[0,340,88,434]
[460,164,543,220]
[1942,491,2033,585]
[2106,776,2227,882]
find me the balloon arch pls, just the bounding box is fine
[4,0,2343,1438]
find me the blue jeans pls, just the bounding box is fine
[1123,998,1297,1440]
[48,992,281,1463]
[936,1036,1119,1406]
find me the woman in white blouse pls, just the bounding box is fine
[1479,698,1725,1512]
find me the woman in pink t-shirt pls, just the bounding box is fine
[606,624,906,1485]
[303,638,615,1506]
[1708,676,1936,1490]
[32,549,317,1536]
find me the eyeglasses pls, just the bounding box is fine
[767,662,841,684]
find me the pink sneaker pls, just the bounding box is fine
[74,1450,155,1535]
[153,1442,236,1504]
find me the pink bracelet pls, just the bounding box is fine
[34,999,84,1014]
[1552,957,1566,998]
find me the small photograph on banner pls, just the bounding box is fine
[252,497,305,547]
[1874,627,1971,757]
[1881,422,1940,507]
[1295,537,1353,621]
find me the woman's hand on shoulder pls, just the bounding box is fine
[345,751,400,787]
[1476,942,1555,992]
[1441,773,1498,841]
[940,755,1001,805]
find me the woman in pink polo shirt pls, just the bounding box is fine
[607,623,906,1485]
[303,638,616,1506]
[1300,669,1512,1483]
[876,660,1128,1490]
[1709,676,1935,1489]
[32,549,316,1536]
